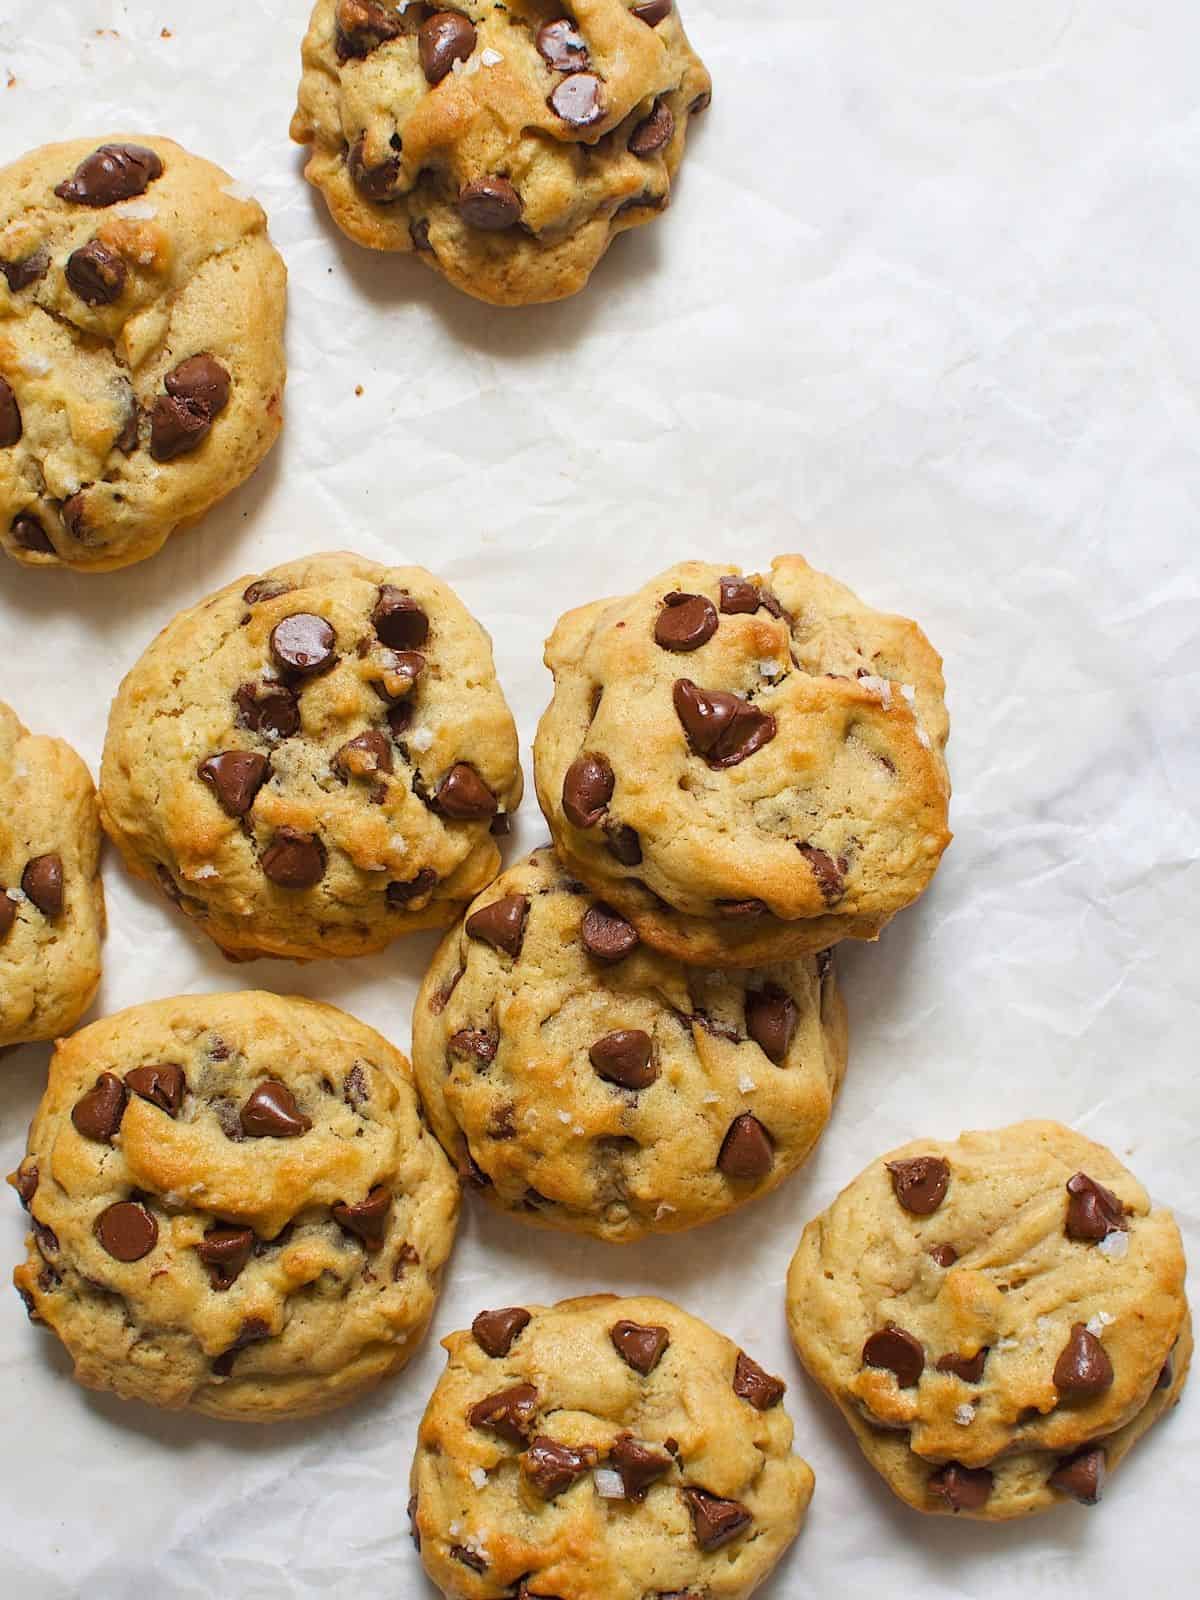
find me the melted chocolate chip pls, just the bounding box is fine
[550,71,605,127]
[1049,1445,1106,1505]
[716,1113,774,1179]
[718,575,760,614]
[472,1305,531,1358]
[332,1186,391,1250]
[240,1080,311,1138]
[11,514,55,554]
[0,377,21,447]
[886,1155,950,1216]
[523,1436,597,1500]
[929,1462,993,1512]
[929,1244,958,1268]
[733,1351,786,1410]
[449,1028,498,1064]
[335,0,404,60]
[22,854,63,918]
[198,751,271,816]
[334,730,393,780]
[0,251,48,292]
[562,752,614,828]
[611,1319,669,1375]
[1054,1323,1114,1398]
[419,10,477,82]
[348,139,401,203]
[629,100,675,157]
[13,1164,38,1209]
[372,586,429,649]
[681,1487,752,1551]
[745,986,797,1064]
[581,903,639,962]
[436,763,498,820]
[863,1325,925,1387]
[797,842,846,904]
[270,613,337,676]
[605,822,642,865]
[65,240,127,305]
[655,592,718,652]
[242,578,294,606]
[538,19,589,71]
[149,394,211,460]
[166,353,231,418]
[673,679,776,768]
[450,1546,487,1575]
[465,893,529,957]
[235,680,300,739]
[936,1348,988,1383]
[212,1316,271,1375]
[387,868,437,907]
[260,829,326,889]
[589,1028,656,1090]
[1065,1172,1127,1242]
[409,217,432,251]
[459,177,522,230]
[196,1226,255,1289]
[95,1200,158,1262]
[71,1073,128,1142]
[468,1382,540,1445]
[55,143,163,206]
[0,892,14,942]
[610,1434,672,1501]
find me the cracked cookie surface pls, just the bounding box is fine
[411,1293,813,1599]
[0,136,286,571]
[0,701,104,1048]
[291,1,711,305]
[534,556,952,968]
[9,990,459,1421]
[100,551,522,961]
[413,846,847,1241]
[786,1121,1190,1519]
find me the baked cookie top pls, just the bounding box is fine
[9,991,459,1421]
[0,701,104,1048]
[291,1,711,305]
[786,1121,1190,1519]
[100,552,523,961]
[410,1293,813,1599]
[413,846,847,1240]
[534,556,951,967]
[0,135,286,571]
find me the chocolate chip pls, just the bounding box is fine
[196,1226,255,1289]
[633,0,672,24]
[0,251,48,292]
[582,903,639,962]
[550,71,605,127]
[929,1244,958,1268]
[629,100,675,157]
[673,679,776,768]
[1048,1445,1106,1505]
[1054,1323,1114,1398]
[410,217,432,251]
[937,1348,988,1383]
[212,1316,271,1374]
[387,868,437,907]
[406,1492,420,1551]
[449,1028,498,1064]
[1065,1172,1127,1242]
[165,353,231,419]
[242,578,294,606]
[468,1382,540,1445]
[240,1080,311,1138]
[33,1220,59,1257]
[235,680,300,739]
[419,10,477,82]
[198,751,271,816]
[71,1074,128,1142]
[116,397,140,454]
[436,764,498,820]
[335,0,404,59]
[745,986,797,1064]
[65,240,127,305]
[60,492,89,542]
[717,1113,774,1180]
[929,1462,993,1512]
[472,1306,531,1358]
[0,892,14,942]
[459,176,522,230]
[372,586,429,649]
[56,143,162,206]
[373,649,425,701]
[335,731,393,780]
[719,900,768,922]
[260,828,326,889]
[863,1325,925,1387]
[537,18,589,70]
[348,139,401,203]
[605,822,642,865]
[886,1155,950,1216]
[387,701,414,738]
[332,1186,391,1250]
[95,1200,158,1262]
[270,613,337,676]
[733,1351,786,1410]
[0,377,21,447]
[610,1434,672,1502]
[523,1436,597,1500]
[22,854,63,918]
[681,1488,752,1551]
[149,394,211,460]
[450,1547,487,1575]
[797,842,846,904]
[655,592,717,653]
[589,1029,657,1090]
[718,575,761,614]
[465,893,529,957]
[562,752,614,828]
[13,1164,38,1209]
[611,1319,669,1375]
[11,514,54,554]
[1158,1347,1176,1390]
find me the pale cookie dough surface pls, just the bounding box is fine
[0,135,285,571]
[100,552,523,962]
[0,701,104,1048]
[786,1121,1190,1520]
[411,1293,813,1599]
[291,1,711,305]
[534,556,951,968]
[413,846,847,1241]
[9,991,459,1421]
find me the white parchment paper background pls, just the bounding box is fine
[1,2,1197,1595]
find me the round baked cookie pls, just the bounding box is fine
[290,1,711,305]
[534,556,952,968]
[786,1121,1191,1520]
[412,846,847,1241]
[410,1293,813,1599]
[0,701,104,1048]
[0,136,286,571]
[100,552,523,961]
[8,991,459,1421]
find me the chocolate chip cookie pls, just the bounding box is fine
[0,136,286,571]
[0,701,104,1049]
[534,557,951,968]
[410,1293,813,1598]
[9,990,459,1420]
[291,1,711,305]
[786,1121,1191,1519]
[412,846,847,1241]
[100,553,522,961]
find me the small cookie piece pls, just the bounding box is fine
[0,701,104,1048]
[0,136,286,571]
[534,557,951,967]
[786,1121,1190,1519]
[99,553,522,961]
[411,1294,813,1598]
[413,847,847,1241]
[290,1,712,305]
[9,991,458,1420]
